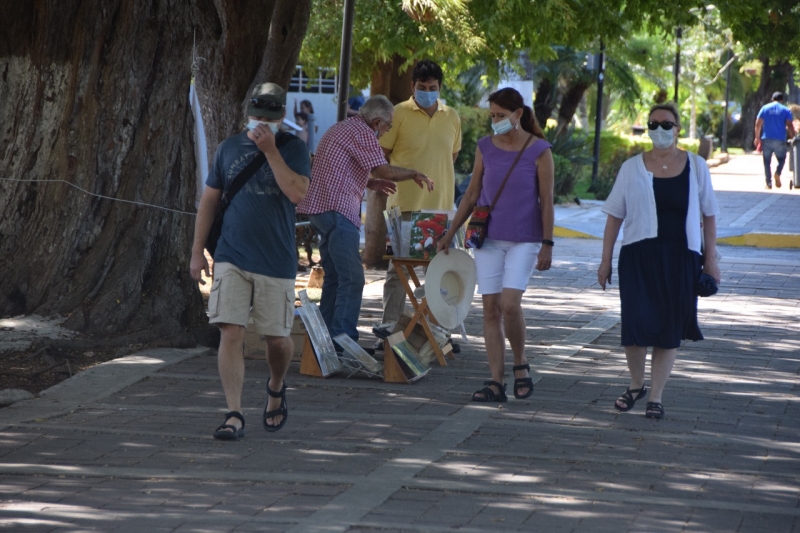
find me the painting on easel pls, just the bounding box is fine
[386,332,429,383]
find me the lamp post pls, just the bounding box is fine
[674,27,682,102]
[336,0,356,122]
[722,48,732,153]
[590,40,605,191]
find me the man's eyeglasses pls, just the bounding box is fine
[647,121,677,131]
[380,119,393,130]
[250,99,285,111]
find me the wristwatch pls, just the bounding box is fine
[541,239,555,247]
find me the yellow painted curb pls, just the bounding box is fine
[554,226,600,240]
[718,233,800,248]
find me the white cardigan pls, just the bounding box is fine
[601,153,720,253]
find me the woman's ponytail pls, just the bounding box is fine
[488,88,545,137]
[521,105,544,137]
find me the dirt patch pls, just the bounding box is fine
[0,315,113,394]
[0,250,323,396]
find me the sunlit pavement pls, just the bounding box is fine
[0,234,798,532]
[556,153,800,249]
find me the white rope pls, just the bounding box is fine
[191,28,206,76]
[0,177,196,216]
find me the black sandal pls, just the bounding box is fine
[512,364,534,399]
[645,401,664,419]
[614,386,647,412]
[213,411,245,440]
[471,380,508,403]
[263,381,288,432]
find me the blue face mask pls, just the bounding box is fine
[491,117,513,135]
[415,89,439,109]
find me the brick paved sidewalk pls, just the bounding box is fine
[1,239,799,532]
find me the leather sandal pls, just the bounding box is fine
[614,386,647,412]
[645,401,665,419]
[471,380,508,403]
[263,381,288,432]
[213,411,245,440]
[512,363,534,399]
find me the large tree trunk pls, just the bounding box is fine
[555,81,591,135]
[735,57,793,151]
[370,55,414,105]
[363,56,414,269]
[534,76,557,129]
[253,0,313,94]
[0,0,309,343]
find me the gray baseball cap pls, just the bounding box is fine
[248,83,286,119]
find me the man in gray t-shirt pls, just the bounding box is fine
[190,82,310,439]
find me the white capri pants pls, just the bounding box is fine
[473,238,541,295]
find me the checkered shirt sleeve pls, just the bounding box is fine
[298,117,388,227]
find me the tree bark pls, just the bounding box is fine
[363,56,413,269]
[555,81,591,135]
[534,76,557,129]
[253,0,313,93]
[370,55,414,105]
[0,0,309,342]
[735,57,793,150]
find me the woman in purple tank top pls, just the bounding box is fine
[438,88,555,403]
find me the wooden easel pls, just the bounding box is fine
[298,333,324,377]
[391,257,455,367]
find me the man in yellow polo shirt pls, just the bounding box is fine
[378,59,462,336]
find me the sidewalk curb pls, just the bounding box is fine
[0,347,211,426]
[718,232,800,248]
[554,225,600,239]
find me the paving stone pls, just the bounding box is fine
[2,223,800,532]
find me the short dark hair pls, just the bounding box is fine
[412,59,443,85]
[295,111,309,122]
[772,92,785,102]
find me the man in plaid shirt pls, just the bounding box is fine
[298,96,434,348]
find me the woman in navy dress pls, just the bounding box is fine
[597,103,720,419]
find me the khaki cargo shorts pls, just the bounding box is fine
[207,262,295,337]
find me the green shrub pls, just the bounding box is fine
[552,154,580,200]
[584,131,700,200]
[545,126,593,166]
[592,146,643,200]
[545,126,593,201]
[454,106,491,175]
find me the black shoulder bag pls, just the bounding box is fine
[205,132,292,256]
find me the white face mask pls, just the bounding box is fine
[492,117,513,135]
[247,119,280,134]
[648,126,675,149]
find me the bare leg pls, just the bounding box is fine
[264,335,293,427]
[500,288,530,396]
[648,347,678,403]
[217,323,246,433]
[475,293,505,398]
[615,345,647,410]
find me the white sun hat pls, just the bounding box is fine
[425,249,476,329]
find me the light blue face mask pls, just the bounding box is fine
[491,117,513,135]
[247,119,280,134]
[415,90,439,109]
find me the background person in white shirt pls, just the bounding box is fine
[597,102,720,420]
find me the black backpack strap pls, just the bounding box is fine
[223,131,297,204]
[224,152,265,202]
